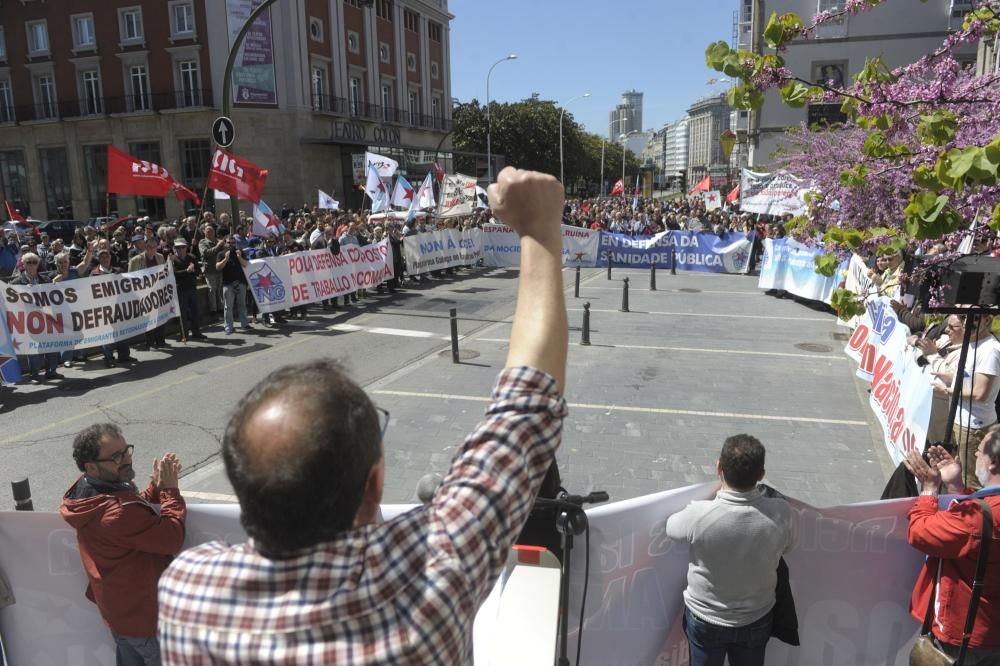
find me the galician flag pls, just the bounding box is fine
[408,172,435,222]
[318,189,339,210]
[391,176,415,209]
[252,200,284,237]
[365,164,390,213]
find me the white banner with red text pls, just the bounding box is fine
[402,228,483,275]
[844,296,934,466]
[1,263,178,353]
[480,223,601,268]
[242,241,394,314]
[0,485,927,665]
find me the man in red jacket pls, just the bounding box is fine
[60,424,186,666]
[903,428,1000,662]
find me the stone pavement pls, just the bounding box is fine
[184,266,893,508]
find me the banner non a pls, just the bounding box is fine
[2,264,178,353]
[243,242,393,314]
[402,229,482,275]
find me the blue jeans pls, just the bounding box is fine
[111,632,161,666]
[26,352,58,377]
[683,606,773,666]
[222,282,248,332]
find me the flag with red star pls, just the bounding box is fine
[252,200,284,237]
[0,316,21,385]
[391,176,415,209]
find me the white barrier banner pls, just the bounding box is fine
[402,228,483,275]
[0,486,927,665]
[844,296,933,466]
[243,241,394,314]
[1,263,178,353]
[480,223,601,268]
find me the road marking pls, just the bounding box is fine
[183,490,239,502]
[473,338,842,360]
[330,322,464,341]
[371,390,867,426]
[0,335,314,447]
[568,308,831,322]
[583,288,762,295]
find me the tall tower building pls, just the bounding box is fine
[608,89,642,139]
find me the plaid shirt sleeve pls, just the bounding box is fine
[158,366,566,665]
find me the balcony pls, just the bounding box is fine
[311,93,452,132]
[0,89,214,123]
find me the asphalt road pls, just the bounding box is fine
[1,266,893,511]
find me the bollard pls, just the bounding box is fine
[670,247,677,276]
[449,308,460,364]
[620,277,630,313]
[650,265,657,291]
[607,262,612,280]
[581,302,591,346]
[12,478,33,511]
[574,266,581,298]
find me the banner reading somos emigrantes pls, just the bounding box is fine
[2,263,178,353]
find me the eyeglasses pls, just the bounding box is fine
[375,406,390,441]
[22,259,39,265]
[94,444,134,465]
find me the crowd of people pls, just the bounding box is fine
[3,169,988,666]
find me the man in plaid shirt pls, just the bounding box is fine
[157,167,569,664]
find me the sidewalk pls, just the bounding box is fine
[184,267,892,508]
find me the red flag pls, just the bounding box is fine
[5,201,27,224]
[207,148,268,203]
[610,179,624,196]
[690,176,711,193]
[171,182,201,206]
[107,145,176,198]
[726,184,740,203]
[431,162,445,183]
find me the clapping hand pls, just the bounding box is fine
[152,453,182,490]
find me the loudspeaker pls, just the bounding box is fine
[937,256,1000,307]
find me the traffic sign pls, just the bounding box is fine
[212,116,235,148]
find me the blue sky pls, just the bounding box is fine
[449,0,736,136]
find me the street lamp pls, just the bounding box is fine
[486,54,517,184]
[559,92,590,186]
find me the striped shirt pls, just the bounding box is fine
[158,366,566,664]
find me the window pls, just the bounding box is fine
[344,0,360,6]
[408,90,418,124]
[381,83,393,120]
[349,76,362,115]
[27,20,49,55]
[403,9,419,33]
[82,145,116,217]
[312,66,327,110]
[39,147,73,219]
[406,52,417,72]
[35,75,57,119]
[309,17,324,42]
[120,7,144,43]
[431,62,439,80]
[128,142,165,219]
[347,31,360,54]
[129,64,150,111]
[0,150,30,213]
[431,96,440,127]
[0,80,13,122]
[171,2,195,38]
[82,70,102,115]
[429,22,442,43]
[815,0,847,38]
[178,139,210,205]
[0,28,5,61]
[379,42,390,64]
[178,60,200,107]
[73,14,96,49]
[376,0,393,20]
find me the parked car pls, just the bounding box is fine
[37,219,87,243]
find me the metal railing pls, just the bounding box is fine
[311,93,451,131]
[0,89,214,123]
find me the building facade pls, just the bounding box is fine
[737,0,973,167]
[607,89,642,139]
[0,0,454,221]
[642,118,688,190]
[686,94,730,186]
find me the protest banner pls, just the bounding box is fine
[844,296,933,465]
[402,228,483,274]
[480,223,600,268]
[0,484,928,665]
[243,241,393,314]
[758,237,842,303]
[840,253,877,328]
[740,170,810,216]
[598,231,754,274]
[438,174,478,218]
[1,264,178,353]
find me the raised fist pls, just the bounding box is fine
[487,167,564,244]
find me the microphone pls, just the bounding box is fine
[415,473,443,504]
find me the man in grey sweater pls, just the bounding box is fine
[666,434,795,666]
